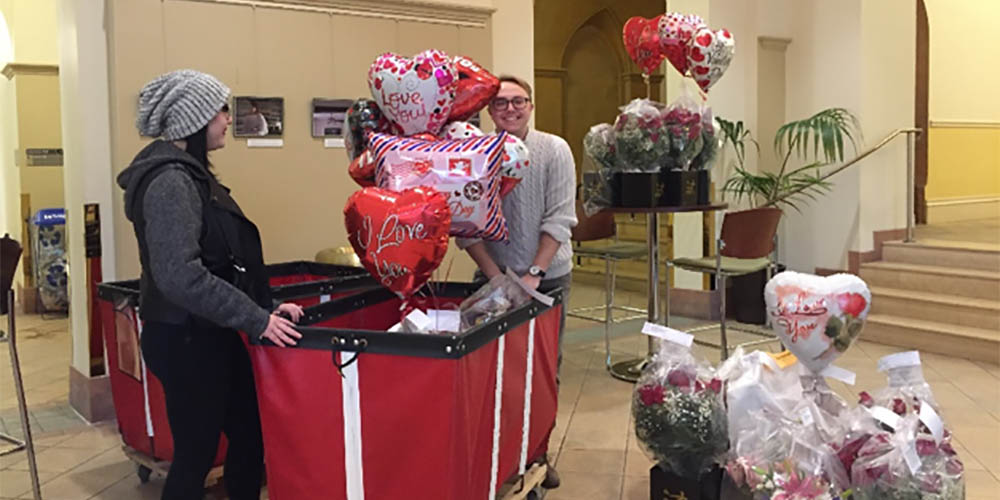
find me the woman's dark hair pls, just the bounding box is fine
[184,124,211,170]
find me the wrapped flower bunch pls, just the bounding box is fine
[632,330,728,479]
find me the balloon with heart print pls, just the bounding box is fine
[449,55,500,122]
[344,186,451,299]
[686,27,735,92]
[368,49,458,136]
[657,12,706,75]
[764,271,871,374]
[623,16,666,76]
[442,121,484,141]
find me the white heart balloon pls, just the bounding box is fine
[368,49,458,136]
[764,271,871,374]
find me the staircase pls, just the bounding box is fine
[860,240,1000,364]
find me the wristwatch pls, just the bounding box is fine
[528,265,546,279]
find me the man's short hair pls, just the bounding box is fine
[497,75,532,101]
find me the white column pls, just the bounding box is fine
[58,0,117,410]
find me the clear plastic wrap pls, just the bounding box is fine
[632,334,728,479]
[582,124,616,216]
[717,347,804,442]
[691,108,719,170]
[613,98,668,172]
[725,408,847,500]
[659,93,705,171]
[850,412,964,500]
[458,273,531,330]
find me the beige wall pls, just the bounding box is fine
[16,73,64,212]
[924,0,1000,123]
[107,0,494,281]
[923,0,1000,206]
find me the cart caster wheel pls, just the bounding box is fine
[526,487,541,500]
[137,465,152,483]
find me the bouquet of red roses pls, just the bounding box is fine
[632,330,728,479]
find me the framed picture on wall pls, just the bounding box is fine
[233,96,284,137]
[311,98,353,138]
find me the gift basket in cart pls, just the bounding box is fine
[247,280,564,500]
[96,261,373,484]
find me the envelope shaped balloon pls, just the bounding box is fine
[764,271,871,374]
[369,131,508,241]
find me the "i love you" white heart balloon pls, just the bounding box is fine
[764,271,871,373]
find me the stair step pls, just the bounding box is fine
[859,262,1000,301]
[883,240,1000,272]
[870,287,1000,330]
[863,314,999,364]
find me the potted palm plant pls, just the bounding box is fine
[719,108,862,211]
[716,108,862,323]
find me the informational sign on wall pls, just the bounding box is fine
[25,148,63,166]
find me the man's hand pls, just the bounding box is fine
[520,274,541,290]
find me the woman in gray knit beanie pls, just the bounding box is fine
[118,69,302,500]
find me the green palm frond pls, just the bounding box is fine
[775,108,861,165]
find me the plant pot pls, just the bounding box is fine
[659,169,710,206]
[728,263,787,324]
[611,171,663,208]
[650,464,722,500]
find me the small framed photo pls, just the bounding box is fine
[311,98,353,138]
[233,96,284,137]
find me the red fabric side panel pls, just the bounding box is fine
[358,353,460,500]
[497,323,529,488]
[528,306,561,462]
[249,345,346,500]
[100,302,151,456]
[312,298,403,331]
[451,340,501,500]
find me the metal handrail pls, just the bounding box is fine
[767,127,922,241]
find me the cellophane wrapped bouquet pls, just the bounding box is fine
[834,352,964,500]
[581,90,719,214]
[632,330,728,479]
[720,349,851,500]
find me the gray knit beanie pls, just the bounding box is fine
[136,69,230,141]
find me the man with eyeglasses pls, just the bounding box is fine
[457,75,577,490]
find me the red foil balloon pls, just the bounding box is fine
[658,12,705,76]
[623,16,665,76]
[449,55,500,122]
[348,150,376,187]
[344,187,451,299]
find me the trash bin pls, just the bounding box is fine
[30,208,68,312]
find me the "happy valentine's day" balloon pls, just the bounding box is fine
[765,271,871,373]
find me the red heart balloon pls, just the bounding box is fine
[623,16,665,76]
[449,55,500,122]
[344,187,451,299]
[657,12,705,75]
[499,176,520,198]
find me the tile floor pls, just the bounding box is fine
[0,284,998,499]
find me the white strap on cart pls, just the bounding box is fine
[135,308,154,438]
[340,351,365,500]
[488,335,506,500]
[518,319,536,475]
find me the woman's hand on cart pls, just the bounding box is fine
[261,313,302,347]
[274,302,305,322]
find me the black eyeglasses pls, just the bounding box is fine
[490,97,531,110]
[220,103,230,114]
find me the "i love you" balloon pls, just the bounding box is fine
[764,271,871,373]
